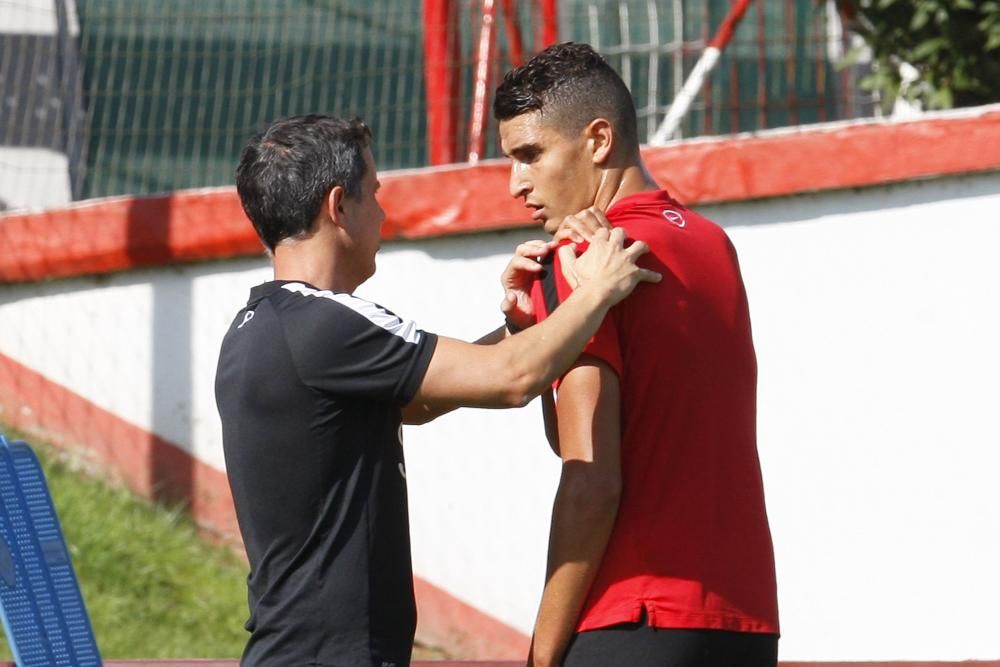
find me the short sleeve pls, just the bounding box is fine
[531,250,624,386]
[577,306,623,382]
[276,284,438,405]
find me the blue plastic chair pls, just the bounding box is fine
[0,434,102,666]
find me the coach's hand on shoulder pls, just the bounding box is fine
[500,239,552,333]
[553,206,613,244]
[407,230,656,419]
[559,227,660,305]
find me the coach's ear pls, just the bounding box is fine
[326,185,347,228]
[586,118,614,166]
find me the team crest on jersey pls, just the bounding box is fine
[662,209,686,228]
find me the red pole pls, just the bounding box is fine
[708,0,754,49]
[756,0,768,129]
[651,0,755,144]
[701,2,712,136]
[423,0,460,165]
[468,0,498,163]
[785,0,799,126]
[540,0,557,48]
[822,7,836,122]
[501,0,525,66]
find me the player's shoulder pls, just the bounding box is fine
[610,192,714,230]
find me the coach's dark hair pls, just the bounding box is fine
[235,115,372,251]
[493,42,639,153]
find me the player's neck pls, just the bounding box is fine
[595,161,660,212]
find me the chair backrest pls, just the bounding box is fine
[0,434,102,666]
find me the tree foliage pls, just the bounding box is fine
[832,0,1000,112]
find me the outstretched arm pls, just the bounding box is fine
[402,239,549,425]
[529,358,622,667]
[403,228,657,420]
[401,324,504,424]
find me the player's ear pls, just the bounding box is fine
[326,186,347,227]
[586,118,614,166]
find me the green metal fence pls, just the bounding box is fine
[74,0,427,199]
[0,0,870,208]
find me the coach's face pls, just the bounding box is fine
[500,110,601,234]
[340,146,385,282]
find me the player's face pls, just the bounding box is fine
[340,146,385,282]
[499,111,599,234]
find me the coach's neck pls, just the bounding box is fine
[272,221,360,294]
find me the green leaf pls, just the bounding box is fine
[911,36,950,61]
[840,44,870,67]
[844,0,1000,110]
[911,7,930,31]
[930,87,954,109]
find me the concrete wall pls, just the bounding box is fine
[2,168,998,660]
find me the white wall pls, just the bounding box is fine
[703,174,1000,659]
[1,171,998,660]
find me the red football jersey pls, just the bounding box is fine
[530,190,779,634]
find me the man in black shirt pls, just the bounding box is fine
[216,114,659,666]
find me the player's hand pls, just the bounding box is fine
[500,239,554,331]
[559,227,660,305]
[552,206,613,244]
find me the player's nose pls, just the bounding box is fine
[508,162,530,199]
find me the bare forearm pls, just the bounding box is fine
[410,229,655,411]
[532,477,620,666]
[402,325,509,424]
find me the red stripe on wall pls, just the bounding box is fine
[0,352,238,539]
[414,577,531,658]
[1,108,998,284]
[0,351,531,658]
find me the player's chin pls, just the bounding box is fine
[542,217,561,235]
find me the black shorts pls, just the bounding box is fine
[562,618,778,667]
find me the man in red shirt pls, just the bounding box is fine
[494,43,780,667]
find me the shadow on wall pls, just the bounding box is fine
[125,197,194,508]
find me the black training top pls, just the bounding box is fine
[215,280,438,667]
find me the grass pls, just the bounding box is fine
[0,427,249,660]
[0,427,450,661]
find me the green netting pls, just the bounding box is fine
[559,0,853,140]
[75,0,427,199]
[4,0,866,203]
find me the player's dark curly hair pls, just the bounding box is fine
[493,42,639,153]
[235,114,372,251]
